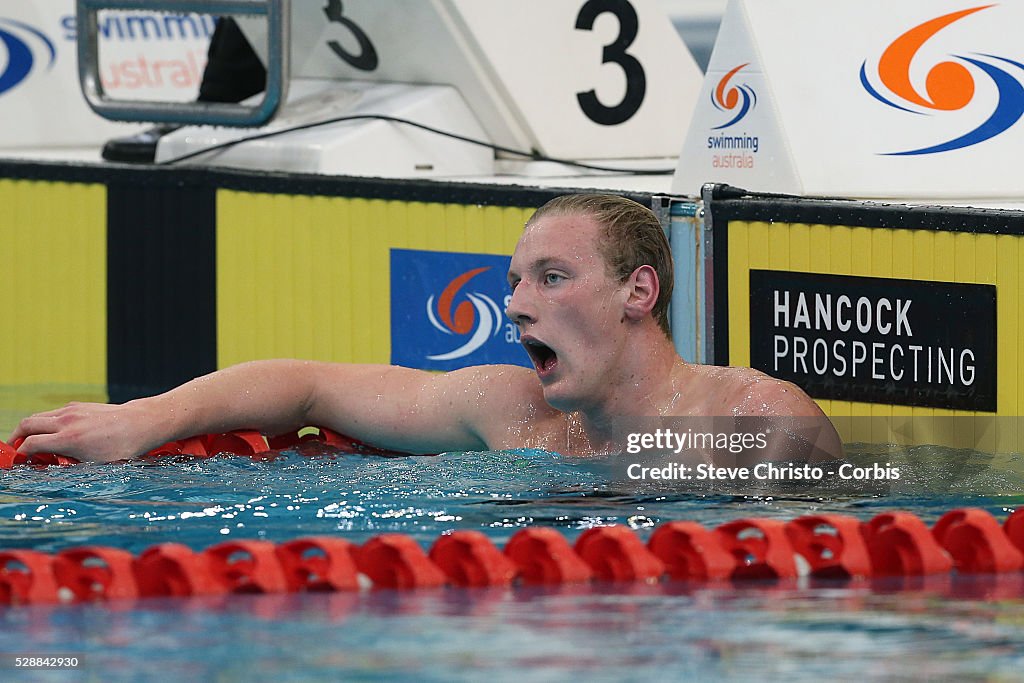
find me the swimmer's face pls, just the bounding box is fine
[506,212,631,412]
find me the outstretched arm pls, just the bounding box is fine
[10,360,499,463]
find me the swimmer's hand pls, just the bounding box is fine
[9,400,170,464]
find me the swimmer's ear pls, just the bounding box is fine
[623,265,659,321]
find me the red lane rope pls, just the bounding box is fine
[0,427,394,468]
[0,507,1021,606]
[3,432,1024,604]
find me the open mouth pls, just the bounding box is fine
[522,337,558,376]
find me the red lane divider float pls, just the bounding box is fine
[2,438,80,468]
[0,427,400,469]
[785,514,872,580]
[357,534,447,589]
[931,508,1024,574]
[647,521,735,581]
[862,512,954,576]
[0,550,60,604]
[52,546,139,602]
[277,537,360,592]
[134,543,224,597]
[429,531,517,587]
[504,527,593,585]
[574,525,665,582]
[3,508,1024,606]
[714,518,798,580]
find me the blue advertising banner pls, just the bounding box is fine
[390,249,530,371]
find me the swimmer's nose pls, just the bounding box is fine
[505,284,535,326]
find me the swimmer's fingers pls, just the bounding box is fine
[15,428,129,464]
[14,432,75,458]
[9,402,97,440]
[9,412,65,443]
[9,403,131,463]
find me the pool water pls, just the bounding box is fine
[2,439,1024,681]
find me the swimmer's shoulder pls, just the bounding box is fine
[694,365,841,461]
[446,363,539,386]
[443,364,564,447]
[443,364,549,411]
[690,364,825,417]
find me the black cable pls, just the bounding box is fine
[156,113,676,175]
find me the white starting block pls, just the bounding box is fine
[156,79,495,176]
[162,0,702,176]
[673,0,1024,201]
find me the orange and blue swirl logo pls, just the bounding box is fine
[860,5,1024,155]
[0,18,55,97]
[425,267,503,361]
[390,249,529,371]
[711,63,756,129]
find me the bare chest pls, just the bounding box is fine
[485,412,608,456]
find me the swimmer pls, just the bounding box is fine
[11,194,841,463]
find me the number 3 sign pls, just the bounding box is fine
[252,0,701,160]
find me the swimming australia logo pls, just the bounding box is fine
[707,63,759,169]
[425,267,503,361]
[860,5,1024,155]
[0,18,56,97]
[711,63,756,129]
[390,249,530,371]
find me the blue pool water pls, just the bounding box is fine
[2,439,1024,681]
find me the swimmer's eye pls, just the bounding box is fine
[508,278,521,290]
[543,272,566,286]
